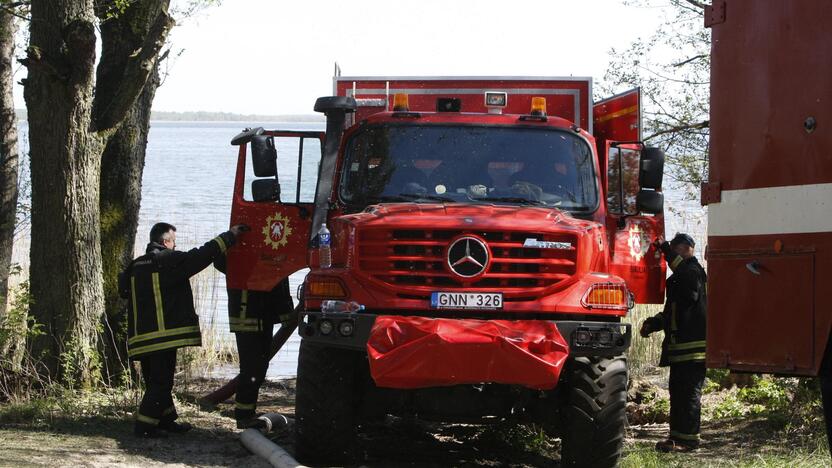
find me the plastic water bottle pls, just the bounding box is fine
[321,300,365,313]
[318,223,332,268]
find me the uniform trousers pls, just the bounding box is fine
[234,323,274,420]
[668,361,706,446]
[136,350,178,431]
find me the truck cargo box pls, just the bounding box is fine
[704,0,832,375]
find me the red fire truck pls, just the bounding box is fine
[703,0,832,445]
[226,76,666,466]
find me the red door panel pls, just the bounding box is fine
[593,87,641,188]
[593,87,641,142]
[609,215,665,304]
[605,142,666,304]
[227,131,324,291]
[706,253,814,374]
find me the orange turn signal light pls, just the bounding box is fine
[393,93,410,112]
[582,283,630,310]
[530,97,547,116]
[306,277,348,298]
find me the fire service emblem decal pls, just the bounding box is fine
[627,224,649,261]
[263,212,292,250]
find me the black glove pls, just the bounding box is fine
[658,240,672,257]
[229,224,250,238]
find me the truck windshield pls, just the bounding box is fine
[340,125,598,211]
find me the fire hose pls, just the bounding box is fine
[239,413,308,468]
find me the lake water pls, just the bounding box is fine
[11,121,704,378]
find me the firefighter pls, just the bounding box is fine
[640,233,707,453]
[120,222,247,438]
[214,255,295,428]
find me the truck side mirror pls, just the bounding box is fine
[251,135,278,177]
[636,189,663,214]
[251,179,281,202]
[639,146,664,190]
[230,126,264,146]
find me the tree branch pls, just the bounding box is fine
[18,45,69,81]
[672,53,708,68]
[0,2,30,22]
[683,0,708,10]
[93,8,175,133]
[645,120,710,142]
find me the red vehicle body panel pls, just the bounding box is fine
[367,316,569,390]
[335,76,592,131]
[705,0,832,375]
[225,76,671,390]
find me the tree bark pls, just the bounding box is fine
[0,9,18,328]
[23,0,172,383]
[24,1,104,383]
[98,0,170,380]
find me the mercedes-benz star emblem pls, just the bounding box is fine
[447,237,489,278]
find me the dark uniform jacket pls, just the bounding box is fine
[645,246,708,366]
[119,232,235,359]
[214,255,295,333]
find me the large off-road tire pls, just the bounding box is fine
[294,340,361,465]
[559,355,628,468]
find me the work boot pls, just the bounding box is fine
[236,416,267,430]
[159,421,193,434]
[655,438,698,453]
[134,426,168,439]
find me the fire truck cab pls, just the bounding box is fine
[227,76,666,466]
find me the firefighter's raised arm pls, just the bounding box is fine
[172,224,249,280]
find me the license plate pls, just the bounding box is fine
[430,292,503,310]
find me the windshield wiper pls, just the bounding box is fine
[470,196,545,206]
[369,193,456,203]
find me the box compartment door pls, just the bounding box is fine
[706,253,815,373]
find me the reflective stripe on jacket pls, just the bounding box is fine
[214,256,295,333]
[645,252,708,367]
[226,281,294,333]
[120,232,235,359]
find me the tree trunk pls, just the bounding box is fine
[24,0,105,383]
[23,0,173,383]
[98,1,169,382]
[0,10,18,328]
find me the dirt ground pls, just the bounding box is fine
[0,377,826,467]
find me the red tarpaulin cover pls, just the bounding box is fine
[366,316,570,390]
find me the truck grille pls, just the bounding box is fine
[357,229,577,295]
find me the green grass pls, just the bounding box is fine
[622,441,830,468]
[626,303,666,379]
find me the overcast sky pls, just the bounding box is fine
[15,0,671,115]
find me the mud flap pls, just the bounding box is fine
[366,316,569,390]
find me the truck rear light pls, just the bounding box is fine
[582,283,631,310]
[306,276,348,298]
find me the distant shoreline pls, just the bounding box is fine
[14,109,324,123]
[150,111,324,122]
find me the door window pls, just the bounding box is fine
[607,147,640,215]
[243,135,322,203]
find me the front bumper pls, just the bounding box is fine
[299,312,631,357]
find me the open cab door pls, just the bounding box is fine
[594,88,666,303]
[226,128,324,291]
